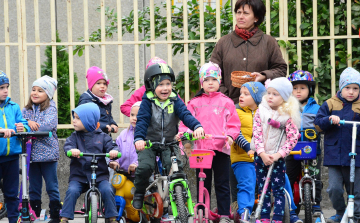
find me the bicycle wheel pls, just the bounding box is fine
[174,185,189,223]
[303,183,313,223]
[90,194,98,223]
[282,191,290,223]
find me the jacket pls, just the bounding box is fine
[178,91,240,155]
[134,90,202,143]
[231,105,255,163]
[115,125,138,171]
[120,86,146,117]
[210,30,287,103]
[78,90,117,134]
[0,97,30,163]
[314,92,360,167]
[22,100,59,162]
[63,128,118,183]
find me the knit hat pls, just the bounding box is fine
[152,74,172,90]
[0,70,9,86]
[339,67,360,90]
[72,102,100,132]
[86,66,109,91]
[199,62,222,85]
[267,77,293,102]
[146,57,166,69]
[242,82,266,105]
[32,75,58,99]
[131,101,141,109]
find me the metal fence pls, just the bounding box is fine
[1,0,358,128]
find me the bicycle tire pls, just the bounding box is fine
[174,185,188,223]
[304,183,313,223]
[283,191,290,223]
[198,209,203,223]
[91,194,98,223]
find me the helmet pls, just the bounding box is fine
[288,70,316,95]
[144,63,175,91]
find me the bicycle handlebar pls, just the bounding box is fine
[66,151,122,158]
[331,119,360,126]
[0,131,52,138]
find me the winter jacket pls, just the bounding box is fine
[120,86,146,117]
[0,97,30,163]
[78,90,117,134]
[63,128,118,183]
[115,125,138,171]
[134,90,202,143]
[210,29,287,103]
[314,92,360,167]
[231,105,256,164]
[178,91,240,155]
[22,100,59,162]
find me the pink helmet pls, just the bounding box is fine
[146,57,167,69]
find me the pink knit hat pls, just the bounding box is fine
[86,66,109,90]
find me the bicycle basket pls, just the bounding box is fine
[293,141,317,160]
[189,149,215,169]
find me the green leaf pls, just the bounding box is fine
[78,49,83,57]
[299,23,310,29]
[278,40,286,48]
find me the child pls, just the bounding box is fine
[287,70,323,217]
[251,77,300,223]
[231,82,266,220]
[132,63,205,210]
[0,70,30,223]
[179,62,241,222]
[110,101,141,174]
[78,66,118,134]
[60,103,119,222]
[22,75,61,222]
[314,67,360,223]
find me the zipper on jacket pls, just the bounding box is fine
[161,109,165,140]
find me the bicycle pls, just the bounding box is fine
[139,136,195,223]
[0,180,7,220]
[66,151,121,223]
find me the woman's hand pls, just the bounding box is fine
[253,72,266,82]
[135,140,146,151]
[329,115,341,126]
[15,123,25,132]
[260,153,273,166]
[0,128,15,138]
[70,149,81,158]
[109,161,120,170]
[269,152,282,162]
[128,164,137,174]
[193,127,205,139]
[28,120,40,131]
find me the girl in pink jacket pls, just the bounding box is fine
[178,62,241,220]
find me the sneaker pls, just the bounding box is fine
[326,214,342,223]
[290,211,303,223]
[219,216,231,223]
[132,193,145,210]
[312,205,322,217]
[271,221,283,223]
[59,220,68,223]
[260,219,271,223]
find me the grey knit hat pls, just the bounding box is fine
[267,77,293,102]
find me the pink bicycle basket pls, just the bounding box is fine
[189,149,215,169]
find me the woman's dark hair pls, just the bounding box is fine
[25,96,50,112]
[234,0,266,27]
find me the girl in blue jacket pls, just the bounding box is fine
[22,75,61,223]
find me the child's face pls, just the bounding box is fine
[72,112,86,132]
[130,106,140,127]
[202,77,220,94]
[341,83,360,101]
[266,87,284,110]
[31,86,48,104]
[239,87,256,108]
[292,84,309,102]
[154,79,172,101]
[91,79,108,98]
[0,84,9,101]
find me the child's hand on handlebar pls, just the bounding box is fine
[269,152,282,162]
[193,127,205,139]
[0,128,15,138]
[329,115,341,126]
[70,149,81,158]
[128,164,137,174]
[109,161,119,170]
[135,140,145,151]
[227,136,233,146]
[109,150,119,159]
[110,124,118,133]
[15,123,24,132]
[175,132,183,140]
[259,152,273,166]
[28,120,40,131]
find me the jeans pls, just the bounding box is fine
[60,180,117,219]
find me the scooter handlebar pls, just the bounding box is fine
[66,151,122,158]
[0,131,52,138]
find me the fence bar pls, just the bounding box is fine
[347,0,352,67]
[101,0,106,71]
[4,0,11,96]
[117,0,124,125]
[216,0,221,39]
[313,0,318,98]
[17,0,28,107]
[232,0,236,30]
[199,0,205,65]
[150,0,155,58]
[183,0,189,103]
[67,0,75,114]
[84,0,90,75]
[34,0,41,79]
[266,0,270,34]
[296,0,302,69]
[51,0,57,106]
[134,0,140,89]
[279,0,289,75]
[329,0,335,96]
[166,0,172,67]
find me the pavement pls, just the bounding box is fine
[0,208,337,223]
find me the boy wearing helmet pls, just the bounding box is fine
[132,63,205,209]
[287,70,322,218]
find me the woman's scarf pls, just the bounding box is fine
[235,26,258,41]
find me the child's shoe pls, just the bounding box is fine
[271,220,282,223]
[326,214,342,223]
[312,205,322,217]
[219,215,231,223]
[132,192,145,210]
[259,218,271,223]
[290,210,303,223]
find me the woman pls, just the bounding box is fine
[210,0,287,104]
